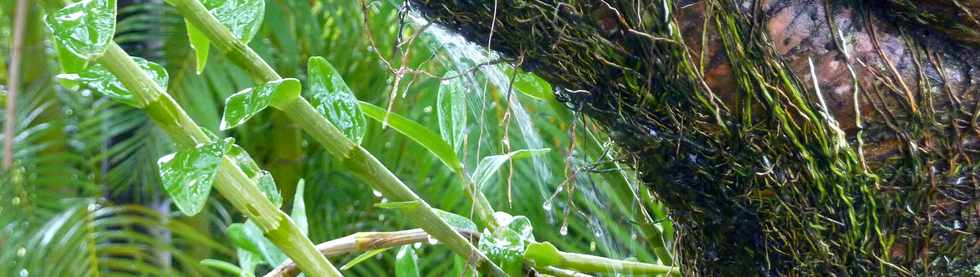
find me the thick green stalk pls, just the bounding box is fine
[169,0,504,274]
[97,43,342,277]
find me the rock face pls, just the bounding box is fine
[411,0,979,275]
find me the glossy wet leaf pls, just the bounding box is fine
[185,0,265,73]
[507,67,554,102]
[478,228,525,276]
[220,78,301,130]
[226,143,283,208]
[359,101,462,170]
[494,212,535,242]
[54,40,87,74]
[44,0,116,61]
[56,57,168,108]
[523,241,562,267]
[433,209,478,233]
[437,71,467,152]
[291,180,308,236]
[308,56,366,143]
[341,248,389,270]
[157,138,231,216]
[228,221,287,267]
[472,149,550,190]
[395,245,420,277]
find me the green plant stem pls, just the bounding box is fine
[555,251,679,275]
[169,0,505,274]
[97,42,342,277]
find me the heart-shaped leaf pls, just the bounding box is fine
[437,71,467,153]
[472,149,550,190]
[308,56,366,144]
[479,228,525,276]
[56,57,168,108]
[395,245,420,277]
[44,0,116,62]
[185,0,265,73]
[157,138,232,216]
[359,101,462,170]
[220,78,300,130]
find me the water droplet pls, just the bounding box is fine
[11,197,20,205]
[372,190,382,197]
[413,242,422,248]
[87,203,97,212]
[19,269,28,277]
[590,242,597,252]
[559,224,568,236]
[423,106,432,113]
[16,247,26,257]
[428,237,439,245]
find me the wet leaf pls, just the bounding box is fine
[308,56,366,143]
[433,209,478,233]
[395,245,420,277]
[472,149,550,190]
[341,248,389,270]
[494,212,534,242]
[479,228,525,276]
[157,138,232,216]
[437,71,467,152]
[185,0,265,73]
[228,221,288,267]
[226,143,283,208]
[56,57,168,108]
[220,78,301,130]
[44,0,116,61]
[359,101,463,170]
[54,40,88,74]
[507,68,554,102]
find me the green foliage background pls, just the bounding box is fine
[0,0,669,275]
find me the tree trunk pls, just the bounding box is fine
[410,0,979,275]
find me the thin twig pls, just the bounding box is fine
[4,0,29,169]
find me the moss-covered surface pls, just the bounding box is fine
[411,0,979,275]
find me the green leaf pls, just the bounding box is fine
[472,149,550,190]
[235,247,260,277]
[44,0,117,61]
[185,0,265,73]
[437,72,467,152]
[433,209,477,233]
[494,212,535,242]
[220,78,301,130]
[226,143,283,208]
[308,56,366,143]
[359,101,463,170]
[186,22,210,74]
[506,67,554,102]
[523,241,562,268]
[395,245,420,277]
[56,57,168,108]
[228,221,288,267]
[341,248,389,270]
[452,255,476,277]
[157,138,232,215]
[291,179,308,236]
[478,228,525,276]
[54,40,88,74]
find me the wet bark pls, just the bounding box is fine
[411,0,979,275]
